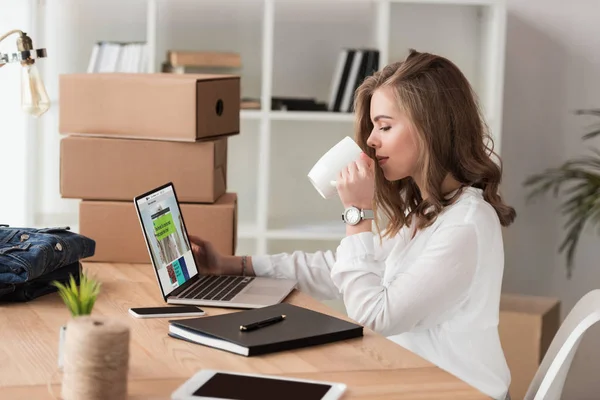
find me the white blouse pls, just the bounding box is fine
[252,187,510,399]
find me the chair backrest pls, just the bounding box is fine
[524,289,600,400]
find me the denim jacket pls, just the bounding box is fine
[0,226,95,286]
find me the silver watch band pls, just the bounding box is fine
[361,209,374,220]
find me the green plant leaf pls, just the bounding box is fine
[79,275,101,315]
[52,279,79,316]
[575,109,600,117]
[51,272,101,317]
[69,274,79,298]
[582,128,600,141]
[523,109,600,277]
[524,146,600,278]
[574,109,600,140]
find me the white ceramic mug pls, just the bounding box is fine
[308,136,363,199]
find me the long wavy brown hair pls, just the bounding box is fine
[354,49,516,237]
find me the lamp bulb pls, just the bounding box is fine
[21,63,50,117]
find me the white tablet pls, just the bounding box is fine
[171,369,347,400]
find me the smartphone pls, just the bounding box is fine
[171,369,346,400]
[128,306,205,319]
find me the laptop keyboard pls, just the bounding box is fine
[179,275,254,302]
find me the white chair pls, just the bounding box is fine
[524,289,600,400]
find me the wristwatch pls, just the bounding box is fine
[342,206,374,226]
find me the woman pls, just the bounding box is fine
[190,49,516,400]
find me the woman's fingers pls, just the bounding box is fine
[188,235,205,245]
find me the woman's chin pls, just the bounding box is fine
[382,172,396,181]
[383,170,408,182]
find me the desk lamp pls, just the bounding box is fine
[0,29,49,117]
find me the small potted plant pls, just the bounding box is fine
[53,272,101,368]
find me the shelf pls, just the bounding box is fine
[240,109,263,120]
[37,0,505,258]
[238,222,259,239]
[269,111,354,122]
[266,227,345,241]
[146,0,500,5]
[267,221,346,240]
[389,0,498,5]
[48,106,352,123]
[238,221,346,241]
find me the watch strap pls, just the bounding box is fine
[361,209,374,220]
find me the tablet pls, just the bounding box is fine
[171,369,346,400]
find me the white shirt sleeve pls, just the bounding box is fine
[251,233,401,301]
[252,250,340,300]
[330,224,478,337]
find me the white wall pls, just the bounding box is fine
[36,0,148,226]
[501,1,600,398]
[0,0,35,227]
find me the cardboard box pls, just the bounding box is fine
[499,294,561,400]
[79,193,237,264]
[59,73,240,142]
[60,135,227,203]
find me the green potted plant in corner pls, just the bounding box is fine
[53,272,102,368]
[524,109,600,278]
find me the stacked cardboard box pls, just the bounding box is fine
[499,294,561,400]
[59,73,241,263]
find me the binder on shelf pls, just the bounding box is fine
[271,97,327,112]
[330,49,355,112]
[168,303,363,357]
[328,48,380,113]
[340,50,363,113]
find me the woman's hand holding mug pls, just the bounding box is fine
[336,152,375,209]
[307,136,364,199]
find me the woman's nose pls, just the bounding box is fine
[366,132,379,148]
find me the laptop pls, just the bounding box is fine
[134,182,297,309]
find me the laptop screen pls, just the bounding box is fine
[135,184,198,296]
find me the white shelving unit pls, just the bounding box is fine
[37,0,506,257]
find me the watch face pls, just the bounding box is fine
[345,207,361,224]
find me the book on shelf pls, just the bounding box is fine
[87,41,148,73]
[241,98,261,110]
[328,48,379,113]
[167,50,242,68]
[162,50,242,74]
[168,303,363,357]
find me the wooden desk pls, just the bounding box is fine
[0,263,489,399]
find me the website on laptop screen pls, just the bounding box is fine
[136,185,198,296]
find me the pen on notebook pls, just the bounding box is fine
[240,314,286,332]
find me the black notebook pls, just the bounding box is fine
[168,303,363,356]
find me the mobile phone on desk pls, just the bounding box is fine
[128,306,205,319]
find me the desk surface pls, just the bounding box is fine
[0,263,488,399]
